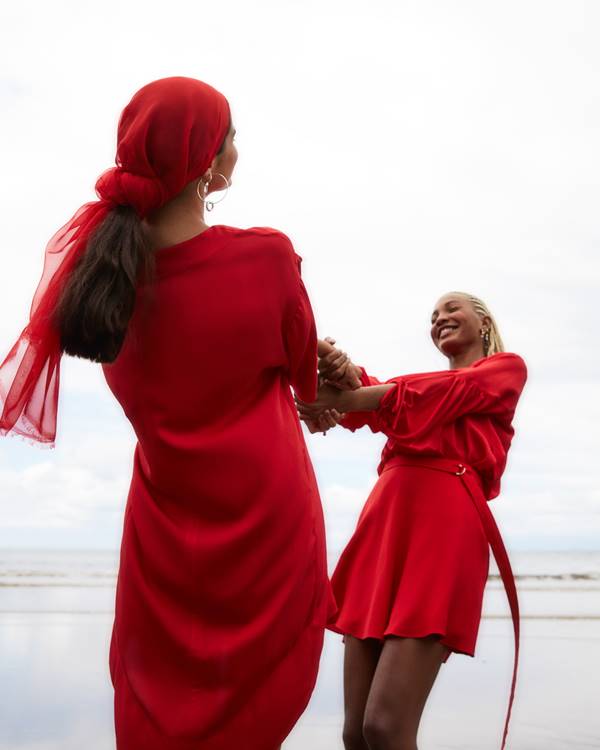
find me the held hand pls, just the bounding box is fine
[317,336,337,358]
[317,337,362,391]
[295,382,350,419]
[322,363,363,391]
[318,337,348,378]
[303,409,347,435]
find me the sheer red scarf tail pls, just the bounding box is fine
[0,201,111,447]
[1,77,231,447]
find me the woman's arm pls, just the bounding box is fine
[369,353,527,446]
[279,242,318,403]
[339,384,396,412]
[297,353,527,441]
[296,350,392,433]
[295,382,395,419]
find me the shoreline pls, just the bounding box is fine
[1,549,598,748]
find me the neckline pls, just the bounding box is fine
[450,352,499,371]
[152,224,223,255]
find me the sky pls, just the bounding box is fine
[0,0,599,553]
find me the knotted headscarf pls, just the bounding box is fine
[0,76,231,447]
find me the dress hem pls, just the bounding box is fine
[326,622,475,663]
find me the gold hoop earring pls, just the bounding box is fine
[480,328,491,356]
[196,172,230,212]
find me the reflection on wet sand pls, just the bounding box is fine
[1,550,599,749]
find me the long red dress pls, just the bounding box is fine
[328,353,527,748]
[101,224,337,750]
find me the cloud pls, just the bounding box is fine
[0,0,598,551]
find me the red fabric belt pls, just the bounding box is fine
[382,454,519,750]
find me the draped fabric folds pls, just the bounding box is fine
[341,352,527,498]
[102,225,336,749]
[0,77,230,446]
[332,353,527,750]
[0,202,111,445]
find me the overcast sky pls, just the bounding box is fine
[1,0,599,554]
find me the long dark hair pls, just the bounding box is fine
[55,129,230,364]
[54,206,155,363]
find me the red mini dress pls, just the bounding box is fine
[328,353,527,747]
[102,225,337,750]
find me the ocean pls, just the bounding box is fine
[1,549,599,749]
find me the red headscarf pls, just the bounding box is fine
[0,77,231,447]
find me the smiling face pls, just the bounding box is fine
[430,293,491,359]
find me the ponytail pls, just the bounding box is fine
[54,205,154,363]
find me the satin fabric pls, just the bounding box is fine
[0,77,230,446]
[330,352,527,750]
[340,352,526,499]
[102,225,337,750]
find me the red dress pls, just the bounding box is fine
[328,353,527,747]
[101,225,337,750]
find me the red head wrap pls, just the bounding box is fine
[0,77,231,447]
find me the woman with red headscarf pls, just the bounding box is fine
[0,77,339,750]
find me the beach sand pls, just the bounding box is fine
[1,550,599,749]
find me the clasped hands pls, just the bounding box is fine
[294,337,363,435]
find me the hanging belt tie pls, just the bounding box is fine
[382,454,519,750]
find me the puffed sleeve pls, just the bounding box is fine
[282,250,318,403]
[373,353,527,446]
[338,366,385,433]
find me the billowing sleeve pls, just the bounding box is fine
[281,248,318,403]
[373,353,527,447]
[338,366,384,433]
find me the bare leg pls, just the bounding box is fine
[343,635,383,750]
[362,635,448,750]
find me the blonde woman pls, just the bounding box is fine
[296,292,527,750]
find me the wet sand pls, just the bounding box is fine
[1,549,599,749]
[0,612,598,749]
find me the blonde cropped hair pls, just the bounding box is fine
[449,292,505,357]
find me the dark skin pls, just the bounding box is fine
[429,293,491,369]
[297,293,493,750]
[304,337,363,435]
[296,294,491,423]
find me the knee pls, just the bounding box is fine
[362,712,416,750]
[342,722,368,750]
[362,714,391,749]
